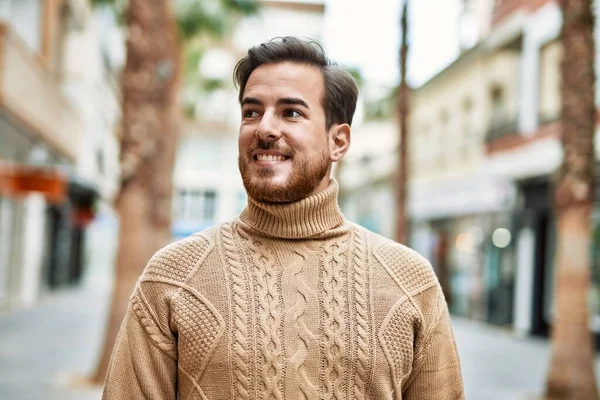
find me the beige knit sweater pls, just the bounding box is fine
[102,181,464,400]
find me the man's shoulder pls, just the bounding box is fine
[355,225,438,296]
[141,226,220,284]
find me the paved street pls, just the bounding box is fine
[0,284,108,400]
[2,282,600,400]
[455,317,600,400]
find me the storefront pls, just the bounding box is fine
[517,175,600,343]
[412,210,517,326]
[0,159,98,309]
[409,175,518,326]
[0,120,71,309]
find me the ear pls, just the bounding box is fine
[328,123,351,162]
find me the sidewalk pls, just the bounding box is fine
[0,284,109,400]
[2,284,600,400]
[453,316,600,400]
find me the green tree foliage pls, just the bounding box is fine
[175,0,258,41]
[93,0,257,40]
[92,0,258,108]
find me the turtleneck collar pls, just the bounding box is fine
[238,179,347,239]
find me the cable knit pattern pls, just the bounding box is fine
[351,228,371,400]
[239,229,284,400]
[284,245,319,399]
[321,236,349,399]
[221,222,251,400]
[130,293,176,356]
[102,180,463,400]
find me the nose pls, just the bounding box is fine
[255,111,281,141]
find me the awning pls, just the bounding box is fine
[409,176,517,221]
[0,163,67,203]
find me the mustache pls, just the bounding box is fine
[247,139,293,157]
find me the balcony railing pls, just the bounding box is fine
[0,23,82,161]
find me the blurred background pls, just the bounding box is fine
[0,0,599,399]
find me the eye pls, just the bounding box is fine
[243,109,260,118]
[283,109,303,118]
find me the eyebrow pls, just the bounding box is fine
[241,97,263,107]
[278,97,310,109]
[241,96,310,109]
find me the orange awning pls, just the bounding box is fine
[0,163,66,203]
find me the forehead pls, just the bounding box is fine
[243,62,324,105]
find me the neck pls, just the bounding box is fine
[239,179,346,239]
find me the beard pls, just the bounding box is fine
[239,139,330,203]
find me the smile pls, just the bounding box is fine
[254,154,290,162]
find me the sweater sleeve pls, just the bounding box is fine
[102,289,178,400]
[403,292,465,400]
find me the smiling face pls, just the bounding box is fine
[238,62,350,203]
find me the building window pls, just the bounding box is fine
[173,189,218,222]
[96,149,105,175]
[487,85,516,141]
[204,191,216,221]
[539,41,562,124]
[462,97,474,158]
[490,86,505,121]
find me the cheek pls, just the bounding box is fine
[238,129,254,150]
[287,126,328,151]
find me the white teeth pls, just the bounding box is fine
[257,154,285,161]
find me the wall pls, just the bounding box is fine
[539,40,562,122]
[0,0,43,53]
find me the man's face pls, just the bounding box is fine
[238,62,333,203]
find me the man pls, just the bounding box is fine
[103,37,464,400]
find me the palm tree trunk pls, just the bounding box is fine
[395,0,410,244]
[435,230,453,306]
[92,0,181,384]
[545,0,598,398]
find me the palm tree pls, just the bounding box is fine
[395,0,410,244]
[545,0,598,398]
[90,0,257,384]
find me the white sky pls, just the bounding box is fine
[323,0,462,88]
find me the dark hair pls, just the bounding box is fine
[233,36,359,130]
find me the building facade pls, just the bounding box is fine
[0,0,121,311]
[338,0,600,340]
[171,0,326,239]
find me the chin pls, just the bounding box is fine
[248,178,294,202]
[239,154,328,203]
